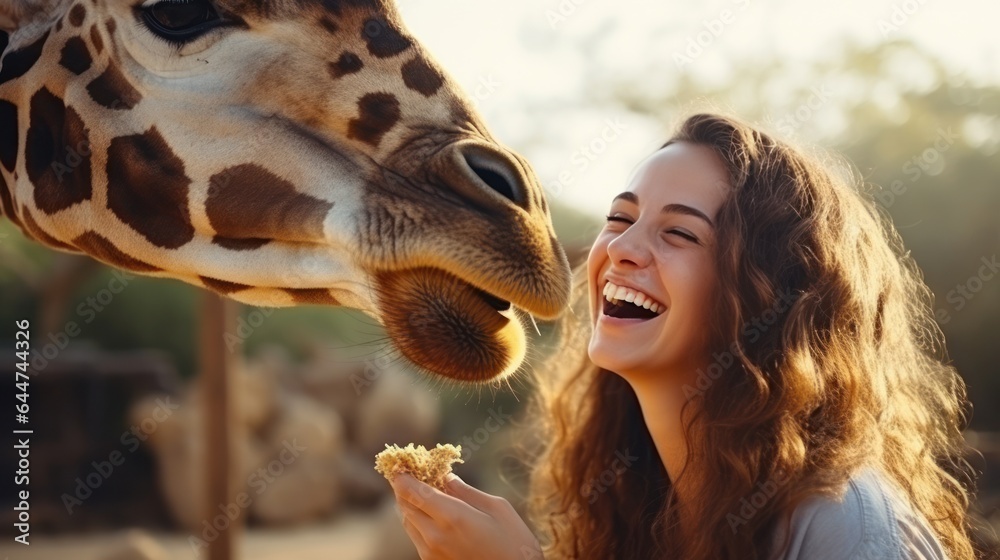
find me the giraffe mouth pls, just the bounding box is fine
[374,267,526,384]
[475,287,512,313]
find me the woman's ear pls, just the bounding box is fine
[0,0,47,32]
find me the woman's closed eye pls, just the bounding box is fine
[606,215,700,244]
[665,229,699,243]
[605,215,633,225]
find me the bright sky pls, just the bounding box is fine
[398,0,998,218]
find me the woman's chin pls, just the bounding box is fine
[588,337,638,375]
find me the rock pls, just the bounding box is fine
[339,446,392,508]
[294,345,368,434]
[131,390,266,531]
[127,392,186,450]
[131,342,442,532]
[267,393,344,459]
[240,354,282,433]
[250,454,342,525]
[248,393,347,525]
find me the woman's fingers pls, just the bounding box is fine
[443,473,509,514]
[390,473,468,521]
[390,473,541,560]
[398,498,457,560]
[399,509,434,559]
[397,496,434,533]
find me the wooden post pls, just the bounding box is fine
[200,293,241,560]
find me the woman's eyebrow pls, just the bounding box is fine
[661,203,714,228]
[612,192,639,204]
[611,192,714,227]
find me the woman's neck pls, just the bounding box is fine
[626,369,703,521]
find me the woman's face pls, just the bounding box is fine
[587,142,730,382]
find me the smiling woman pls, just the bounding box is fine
[527,113,976,559]
[386,113,978,560]
[587,143,728,380]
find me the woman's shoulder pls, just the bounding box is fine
[770,466,947,560]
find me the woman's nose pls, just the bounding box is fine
[606,228,651,268]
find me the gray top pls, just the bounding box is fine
[769,467,947,559]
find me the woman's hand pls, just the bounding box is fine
[389,473,544,560]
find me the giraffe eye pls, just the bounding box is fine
[140,0,224,43]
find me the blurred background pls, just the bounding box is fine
[1,0,998,558]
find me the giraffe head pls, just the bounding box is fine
[0,0,572,383]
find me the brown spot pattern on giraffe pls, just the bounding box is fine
[0,99,17,172]
[321,0,379,17]
[401,57,443,97]
[200,276,251,294]
[87,65,142,110]
[348,93,401,147]
[212,235,270,251]
[0,100,18,226]
[21,206,76,251]
[59,37,92,75]
[329,51,363,79]
[286,288,340,305]
[0,173,17,228]
[25,87,93,214]
[90,24,104,54]
[106,127,195,249]
[361,18,412,59]
[0,31,50,86]
[319,16,339,34]
[206,164,333,243]
[73,231,161,272]
[68,3,87,27]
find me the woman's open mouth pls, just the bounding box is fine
[601,281,666,321]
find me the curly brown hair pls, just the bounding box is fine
[526,113,976,559]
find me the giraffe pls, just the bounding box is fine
[0,0,572,383]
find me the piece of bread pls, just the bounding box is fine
[374,443,464,490]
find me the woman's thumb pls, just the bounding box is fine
[443,473,501,512]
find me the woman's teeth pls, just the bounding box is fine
[602,281,665,314]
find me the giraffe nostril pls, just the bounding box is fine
[469,162,516,203]
[440,141,529,211]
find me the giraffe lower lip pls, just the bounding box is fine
[374,267,523,383]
